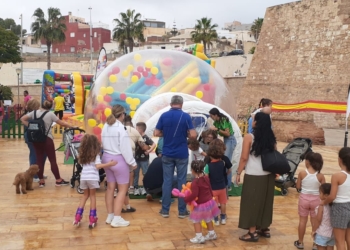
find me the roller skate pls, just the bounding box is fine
[73,213,82,227]
[89,215,98,229]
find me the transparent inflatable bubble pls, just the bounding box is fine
[84,49,228,137]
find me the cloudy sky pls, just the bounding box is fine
[1,0,293,32]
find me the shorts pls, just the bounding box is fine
[80,180,99,189]
[102,153,130,184]
[314,234,335,247]
[298,193,319,217]
[212,188,227,204]
[331,202,350,229]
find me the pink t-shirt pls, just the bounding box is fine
[315,205,333,238]
[24,95,32,103]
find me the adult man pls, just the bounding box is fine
[23,90,32,113]
[53,92,65,120]
[154,95,197,218]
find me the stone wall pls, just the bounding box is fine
[238,0,350,144]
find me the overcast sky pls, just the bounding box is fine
[1,0,293,32]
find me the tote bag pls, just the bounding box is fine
[261,150,291,175]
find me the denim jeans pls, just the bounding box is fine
[25,132,47,179]
[134,160,149,188]
[162,156,188,213]
[224,134,237,188]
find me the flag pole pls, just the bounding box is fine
[345,84,350,147]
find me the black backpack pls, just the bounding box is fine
[27,111,49,143]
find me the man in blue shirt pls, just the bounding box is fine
[154,95,197,218]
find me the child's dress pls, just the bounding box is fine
[314,205,335,247]
[184,176,220,223]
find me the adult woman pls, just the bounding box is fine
[209,108,236,189]
[24,99,47,182]
[101,105,137,228]
[235,112,276,242]
[20,100,75,187]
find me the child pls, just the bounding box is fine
[204,139,232,225]
[312,183,335,250]
[134,122,156,196]
[322,147,350,250]
[184,160,220,244]
[294,152,325,249]
[188,138,207,161]
[73,134,117,228]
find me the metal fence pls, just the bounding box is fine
[0,105,24,138]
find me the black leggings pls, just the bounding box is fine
[54,110,63,120]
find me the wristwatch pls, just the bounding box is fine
[236,170,241,175]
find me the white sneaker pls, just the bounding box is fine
[133,188,140,196]
[140,187,147,195]
[204,232,217,241]
[190,236,205,244]
[128,187,134,195]
[110,217,130,227]
[105,214,114,224]
[214,220,220,226]
[33,178,40,183]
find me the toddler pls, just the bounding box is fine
[294,152,325,249]
[188,138,207,161]
[312,183,334,250]
[73,134,117,228]
[134,122,156,195]
[184,160,220,244]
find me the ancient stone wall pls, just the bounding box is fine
[238,0,350,144]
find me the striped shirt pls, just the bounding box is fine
[80,155,101,181]
[315,205,333,238]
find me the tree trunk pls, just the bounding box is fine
[128,38,134,53]
[203,41,207,54]
[47,42,51,70]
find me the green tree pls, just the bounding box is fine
[191,17,218,54]
[0,18,26,36]
[0,85,14,101]
[0,27,22,64]
[31,7,66,70]
[112,9,145,54]
[251,18,264,40]
[249,47,255,54]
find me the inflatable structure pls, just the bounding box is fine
[84,49,229,137]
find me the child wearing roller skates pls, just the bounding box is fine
[73,134,117,228]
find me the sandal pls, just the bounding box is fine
[257,228,271,238]
[239,231,259,242]
[294,240,304,249]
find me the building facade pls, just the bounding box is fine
[52,12,111,54]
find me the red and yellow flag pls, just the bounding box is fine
[272,100,347,113]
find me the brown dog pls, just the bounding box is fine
[13,165,39,194]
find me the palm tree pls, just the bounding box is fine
[191,17,218,54]
[113,9,145,54]
[31,7,66,70]
[251,18,264,41]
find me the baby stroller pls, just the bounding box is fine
[63,128,106,194]
[275,138,312,196]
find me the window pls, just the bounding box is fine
[94,32,97,38]
[151,23,157,28]
[83,34,86,38]
[70,47,75,52]
[70,32,75,37]
[144,22,150,27]
[161,46,165,49]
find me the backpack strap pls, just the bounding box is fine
[38,111,49,120]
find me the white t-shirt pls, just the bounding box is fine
[191,147,205,161]
[101,120,136,166]
[81,155,101,181]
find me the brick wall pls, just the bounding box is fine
[238,0,350,144]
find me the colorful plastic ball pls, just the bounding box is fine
[145,78,153,85]
[88,119,97,127]
[170,87,177,92]
[195,91,203,99]
[104,95,112,102]
[137,66,144,72]
[120,93,126,100]
[109,75,117,83]
[97,95,103,102]
[151,67,159,75]
[126,97,132,104]
[203,85,210,91]
[104,108,112,117]
[98,123,103,129]
[127,64,134,72]
[101,114,107,122]
[97,103,106,110]
[112,67,120,74]
[153,79,161,86]
[162,57,172,66]
[131,75,139,83]
[130,111,135,118]
[106,86,114,94]
[93,109,99,115]
[130,104,137,110]
[99,87,107,96]
[142,71,149,77]
[134,54,142,61]
[145,60,152,68]
[133,72,141,78]
[133,98,141,105]
[93,126,102,135]
[122,70,129,77]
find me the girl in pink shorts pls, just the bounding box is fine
[294,152,325,249]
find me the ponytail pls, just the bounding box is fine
[209,108,229,122]
[106,105,125,126]
[106,115,116,125]
[339,147,350,172]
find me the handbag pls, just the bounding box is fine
[261,150,291,175]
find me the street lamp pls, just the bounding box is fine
[0,62,3,69]
[16,68,21,107]
[88,7,93,74]
[19,14,23,84]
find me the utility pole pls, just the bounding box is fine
[89,7,93,74]
[20,14,23,84]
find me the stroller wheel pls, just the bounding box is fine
[77,185,84,194]
[281,188,288,196]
